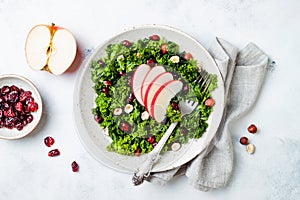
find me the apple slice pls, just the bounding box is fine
[132,64,151,106]
[150,80,183,123]
[25,23,77,75]
[141,65,166,103]
[143,72,173,115]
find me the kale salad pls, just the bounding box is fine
[91,35,217,156]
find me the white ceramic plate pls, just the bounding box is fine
[73,25,225,173]
[0,74,43,139]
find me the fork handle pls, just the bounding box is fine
[132,122,178,186]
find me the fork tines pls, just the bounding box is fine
[194,70,212,93]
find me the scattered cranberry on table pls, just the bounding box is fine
[71,161,79,172]
[0,85,38,131]
[239,136,248,145]
[48,149,60,157]
[247,124,257,134]
[44,136,55,147]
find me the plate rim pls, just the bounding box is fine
[73,24,225,173]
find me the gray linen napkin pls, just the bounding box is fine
[147,38,269,191]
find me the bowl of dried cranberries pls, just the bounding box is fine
[0,74,42,139]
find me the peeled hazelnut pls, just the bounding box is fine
[246,144,255,154]
[170,55,180,63]
[141,111,150,120]
[124,104,133,113]
[171,143,181,151]
[113,108,122,116]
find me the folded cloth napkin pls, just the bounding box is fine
[147,37,269,191]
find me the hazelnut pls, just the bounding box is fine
[246,144,255,154]
[170,55,180,63]
[171,143,181,151]
[124,104,133,113]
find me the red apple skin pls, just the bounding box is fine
[143,72,173,114]
[140,66,165,103]
[149,80,183,123]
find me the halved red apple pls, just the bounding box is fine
[25,23,77,75]
[132,64,151,106]
[141,65,166,103]
[150,80,183,123]
[143,72,173,115]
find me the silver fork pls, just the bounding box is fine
[132,70,212,186]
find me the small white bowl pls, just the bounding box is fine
[0,74,43,140]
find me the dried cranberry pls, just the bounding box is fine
[180,127,188,136]
[149,35,160,41]
[48,149,60,157]
[240,136,248,145]
[71,161,79,172]
[15,102,23,112]
[118,71,126,77]
[10,85,19,92]
[146,59,156,67]
[122,40,131,47]
[101,87,109,96]
[94,115,103,123]
[205,98,215,107]
[161,44,167,54]
[146,136,155,144]
[183,53,193,61]
[26,114,33,123]
[4,107,15,118]
[171,102,179,110]
[7,91,19,103]
[15,122,24,131]
[44,136,55,147]
[19,91,32,102]
[247,124,257,134]
[134,148,141,156]
[27,102,38,112]
[119,122,130,133]
[1,86,10,94]
[103,80,111,86]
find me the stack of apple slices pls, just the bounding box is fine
[132,64,183,123]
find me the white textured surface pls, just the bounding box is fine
[0,0,299,199]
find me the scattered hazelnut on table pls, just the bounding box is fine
[246,144,255,154]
